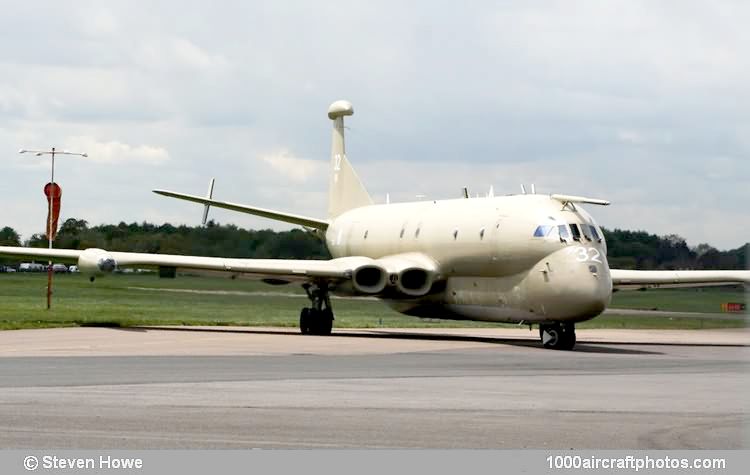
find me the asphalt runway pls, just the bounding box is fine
[0,327,748,449]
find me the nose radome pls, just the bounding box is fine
[572,261,612,317]
[535,249,612,320]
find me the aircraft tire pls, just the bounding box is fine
[317,308,334,336]
[307,308,333,336]
[540,322,576,350]
[300,308,312,335]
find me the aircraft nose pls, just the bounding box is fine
[535,249,612,320]
[573,262,612,317]
[576,268,611,316]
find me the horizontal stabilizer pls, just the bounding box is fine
[153,189,329,230]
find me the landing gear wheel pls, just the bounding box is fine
[316,307,333,336]
[299,283,335,336]
[539,322,576,350]
[299,308,312,335]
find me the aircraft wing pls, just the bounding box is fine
[0,246,373,284]
[0,247,82,264]
[610,269,750,290]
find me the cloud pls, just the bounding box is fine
[63,136,170,165]
[259,150,323,184]
[616,130,644,145]
[0,1,748,250]
[131,36,229,73]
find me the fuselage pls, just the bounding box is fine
[325,194,613,324]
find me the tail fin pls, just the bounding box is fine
[327,100,373,218]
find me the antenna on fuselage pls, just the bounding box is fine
[520,184,527,195]
[462,187,469,199]
[488,185,495,198]
[531,183,536,194]
[386,193,390,204]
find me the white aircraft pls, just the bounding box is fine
[2,100,748,349]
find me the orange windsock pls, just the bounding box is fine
[44,182,62,240]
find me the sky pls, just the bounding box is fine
[1,0,748,250]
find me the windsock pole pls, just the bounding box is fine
[19,147,88,310]
[47,147,55,310]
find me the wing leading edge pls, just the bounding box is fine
[0,246,369,282]
[611,269,750,290]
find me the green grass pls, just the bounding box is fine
[0,273,746,330]
[610,288,747,314]
[578,314,745,330]
[0,273,491,330]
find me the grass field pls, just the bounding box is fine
[0,273,746,330]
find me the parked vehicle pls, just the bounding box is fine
[52,264,68,273]
[19,263,45,272]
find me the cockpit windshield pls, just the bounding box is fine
[536,221,601,244]
[569,224,582,241]
[580,224,592,241]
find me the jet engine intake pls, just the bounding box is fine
[351,264,387,294]
[399,268,431,294]
[373,253,439,297]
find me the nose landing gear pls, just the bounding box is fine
[539,322,576,350]
[300,283,334,336]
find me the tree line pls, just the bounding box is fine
[1,219,747,270]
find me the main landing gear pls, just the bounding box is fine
[299,283,334,336]
[539,322,576,350]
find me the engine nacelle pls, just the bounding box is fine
[78,248,117,277]
[351,264,388,294]
[373,253,438,297]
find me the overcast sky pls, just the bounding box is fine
[1,1,748,250]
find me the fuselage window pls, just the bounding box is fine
[415,227,420,238]
[580,224,592,241]
[363,230,368,239]
[399,228,405,238]
[453,229,458,240]
[570,223,582,241]
[557,225,570,242]
[589,225,601,242]
[479,227,485,240]
[533,225,553,237]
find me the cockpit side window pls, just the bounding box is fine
[533,225,553,237]
[569,223,582,241]
[589,225,602,242]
